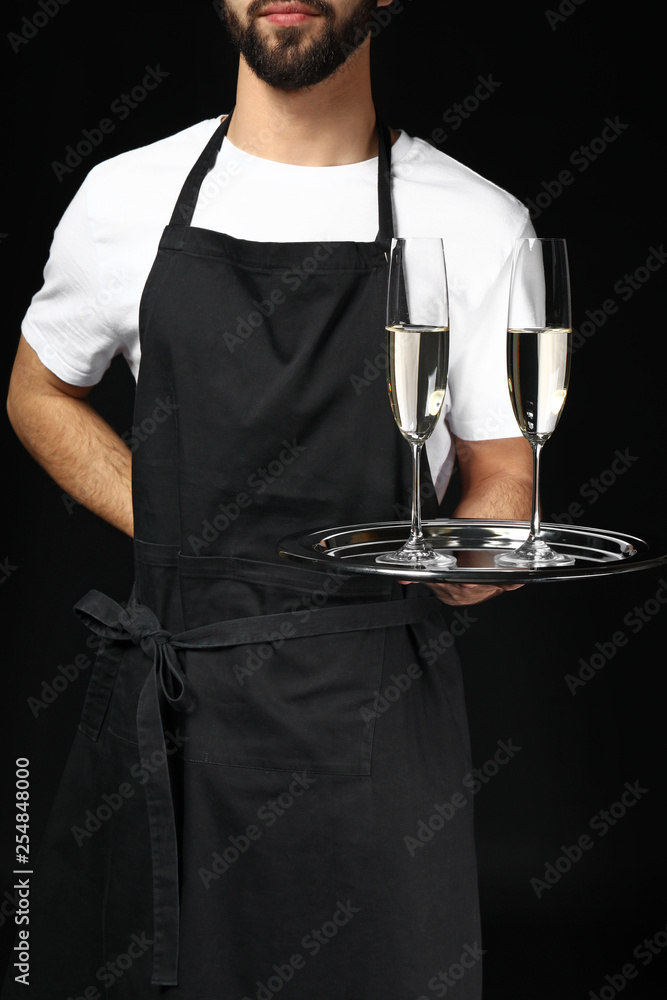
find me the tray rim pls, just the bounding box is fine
[277,519,667,584]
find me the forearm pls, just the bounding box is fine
[452,435,533,521]
[452,471,533,522]
[8,388,134,537]
[419,436,533,606]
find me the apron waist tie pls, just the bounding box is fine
[73,587,439,987]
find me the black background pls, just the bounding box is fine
[2,0,666,996]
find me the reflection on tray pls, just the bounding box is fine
[280,520,665,584]
[451,549,504,569]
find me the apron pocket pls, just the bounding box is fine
[78,638,124,742]
[175,629,387,774]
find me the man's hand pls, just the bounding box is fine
[420,580,524,606]
[407,435,533,607]
[6,335,134,537]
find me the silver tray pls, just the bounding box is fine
[278,520,667,583]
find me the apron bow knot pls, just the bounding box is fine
[74,590,196,715]
[135,625,193,711]
[142,627,170,646]
[117,600,163,645]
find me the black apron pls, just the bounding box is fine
[3,116,482,999]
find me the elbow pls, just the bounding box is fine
[6,378,20,434]
[6,371,36,442]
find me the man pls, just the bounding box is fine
[4,1,532,996]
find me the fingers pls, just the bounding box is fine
[422,581,523,606]
[399,580,524,606]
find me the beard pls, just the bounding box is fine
[220,0,379,90]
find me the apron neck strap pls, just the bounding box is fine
[376,119,394,245]
[169,110,395,244]
[169,114,233,228]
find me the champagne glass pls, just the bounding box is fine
[495,237,576,567]
[376,238,456,568]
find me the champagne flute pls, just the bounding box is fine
[495,237,576,567]
[376,238,456,568]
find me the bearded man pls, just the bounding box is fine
[3,2,533,996]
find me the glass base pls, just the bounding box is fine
[376,543,457,569]
[494,538,576,568]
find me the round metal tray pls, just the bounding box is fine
[278,520,667,583]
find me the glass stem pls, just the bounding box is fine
[409,441,425,545]
[528,440,543,542]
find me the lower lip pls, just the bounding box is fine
[262,12,317,24]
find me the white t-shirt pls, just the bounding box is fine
[22,117,534,500]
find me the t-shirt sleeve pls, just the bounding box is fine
[445,214,537,442]
[21,178,130,387]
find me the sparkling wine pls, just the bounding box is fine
[507,327,572,443]
[386,324,449,443]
